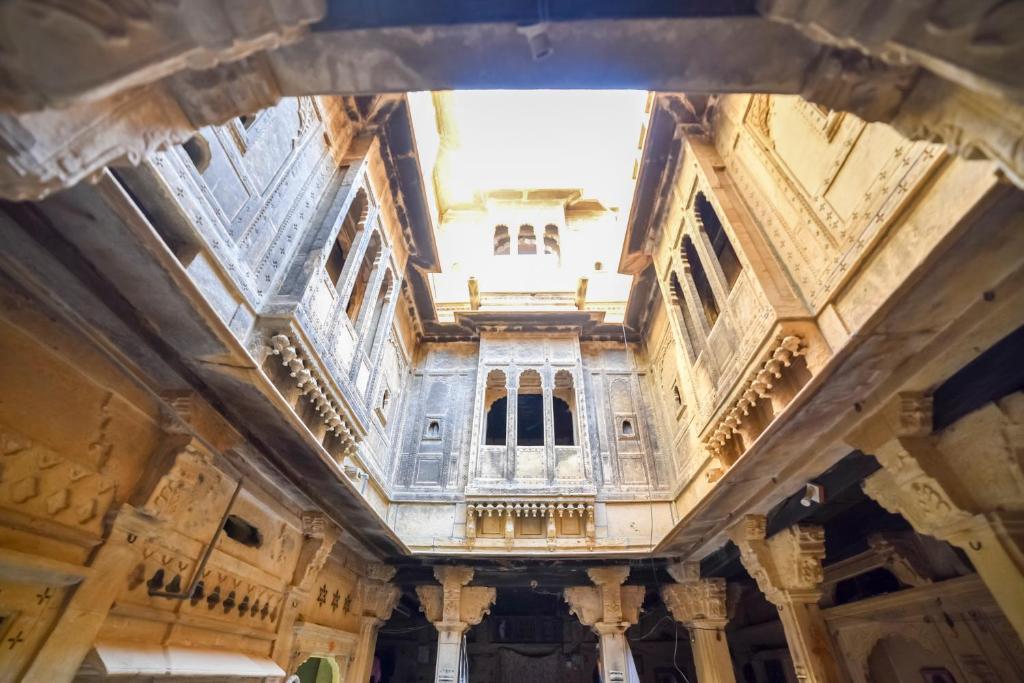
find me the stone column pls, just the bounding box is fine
[506,373,518,481]
[336,206,379,312]
[677,251,715,339]
[728,516,844,683]
[689,218,732,312]
[853,392,1024,641]
[352,248,392,345]
[564,566,644,683]
[416,566,496,683]
[543,370,555,483]
[21,506,150,683]
[365,281,400,400]
[271,512,339,667]
[664,270,698,363]
[661,562,736,683]
[348,564,400,683]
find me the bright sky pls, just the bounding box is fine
[408,90,649,313]
[409,90,649,215]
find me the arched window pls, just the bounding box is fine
[484,369,508,446]
[326,189,366,287]
[493,225,510,255]
[346,232,381,322]
[294,656,340,683]
[517,369,543,445]
[682,236,719,327]
[621,419,635,437]
[553,369,575,445]
[543,224,560,258]
[672,385,682,408]
[182,134,211,173]
[669,271,700,352]
[517,225,537,255]
[696,192,742,290]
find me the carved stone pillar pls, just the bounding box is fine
[506,377,518,481]
[348,564,400,683]
[853,392,1024,641]
[336,206,378,312]
[271,512,339,667]
[365,280,401,402]
[352,247,392,348]
[416,566,496,683]
[689,217,732,314]
[661,562,736,683]
[677,252,715,340]
[564,566,644,683]
[21,505,151,683]
[543,371,555,483]
[728,516,844,683]
[664,271,699,363]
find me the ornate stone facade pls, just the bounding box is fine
[0,8,1021,681]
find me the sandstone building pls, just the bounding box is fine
[0,3,1022,683]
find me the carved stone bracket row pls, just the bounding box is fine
[267,332,358,452]
[703,335,808,460]
[465,499,596,544]
[467,500,594,519]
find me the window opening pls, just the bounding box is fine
[223,515,262,548]
[426,420,440,439]
[682,236,720,327]
[238,113,258,129]
[484,369,508,445]
[182,135,211,173]
[517,225,537,255]
[543,224,560,258]
[696,192,742,290]
[672,385,682,408]
[326,189,365,287]
[485,397,508,445]
[553,369,576,446]
[552,398,574,445]
[621,419,635,437]
[494,225,511,255]
[346,232,381,321]
[517,369,543,445]
[669,271,700,352]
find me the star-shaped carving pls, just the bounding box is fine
[331,590,341,612]
[316,584,328,606]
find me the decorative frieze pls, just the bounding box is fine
[703,335,808,461]
[465,498,596,546]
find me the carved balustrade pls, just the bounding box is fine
[465,498,596,548]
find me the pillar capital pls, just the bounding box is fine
[586,565,629,587]
[355,574,399,622]
[859,392,1024,640]
[416,566,496,628]
[728,515,826,607]
[565,566,643,632]
[661,562,736,683]
[661,577,728,627]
